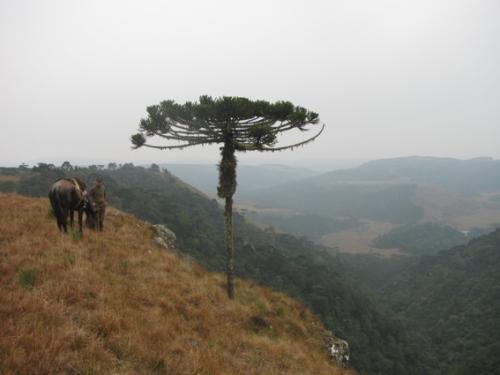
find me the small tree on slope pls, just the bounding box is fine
[131,96,324,299]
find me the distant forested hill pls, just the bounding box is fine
[161,163,318,196]
[240,156,500,226]
[244,182,423,224]
[380,230,500,374]
[372,223,468,255]
[0,164,428,375]
[312,156,500,195]
[339,228,500,375]
[245,212,360,239]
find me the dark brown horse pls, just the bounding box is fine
[48,178,95,233]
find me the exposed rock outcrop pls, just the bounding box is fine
[324,331,350,368]
[152,224,176,250]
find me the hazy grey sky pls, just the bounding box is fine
[1,0,499,167]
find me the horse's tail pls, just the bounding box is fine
[49,189,64,231]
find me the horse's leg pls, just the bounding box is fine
[57,202,65,232]
[58,215,64,232]
[56,213,63,231]
[70,209,74,228]
[49,193,63,232]
[62,204,69,233]
[63,211,68,233]
[78,209,83,234]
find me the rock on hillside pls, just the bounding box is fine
[0,193,354,375]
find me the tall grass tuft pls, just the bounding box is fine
[71,228,82,242]
[18,268,39,289]
[47,207,55,219]
[64,253,76,267]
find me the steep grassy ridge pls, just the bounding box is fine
[0,194,352,375]
[0,166,429,374]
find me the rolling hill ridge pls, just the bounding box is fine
[239,156,500,255]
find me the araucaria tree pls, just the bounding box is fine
[131,96,324,299]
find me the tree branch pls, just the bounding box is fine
[139,139,215,150]
[235,124,325,152]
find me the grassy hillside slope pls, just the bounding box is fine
[0,165,430,374]
[0,193,353,375]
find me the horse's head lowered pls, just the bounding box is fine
[82,191,96,218]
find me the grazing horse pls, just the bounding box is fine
[48,178,95,233]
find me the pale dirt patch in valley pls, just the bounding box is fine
[319,220,404,257]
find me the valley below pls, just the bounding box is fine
[234,157,500,257]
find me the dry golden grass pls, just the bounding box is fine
[0,174,20,182]
[0,193,354,375]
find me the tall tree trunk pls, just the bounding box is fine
[218,136,237,299]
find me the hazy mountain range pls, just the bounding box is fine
[232,156,500,255]
[161,163,319,196]
[240,156,500,226]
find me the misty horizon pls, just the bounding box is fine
[2,0,500,166]
[8,155,499,176]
